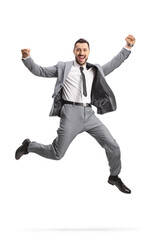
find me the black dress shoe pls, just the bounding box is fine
[108,176,131,194]
[15,139,31,160]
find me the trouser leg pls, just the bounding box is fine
[85,109,121,176]
[28,103,121,175]
[28,104,83,160]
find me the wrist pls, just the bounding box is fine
[125,45,132,49]
[22,56,30,60]
[22,55,30,58]
[126,42,134,48]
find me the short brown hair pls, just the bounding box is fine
[74,38,90,49]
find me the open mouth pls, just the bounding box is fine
[78,55,85,61]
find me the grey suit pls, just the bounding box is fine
[22,48,131,176]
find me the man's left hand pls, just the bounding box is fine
[125,35,136,49]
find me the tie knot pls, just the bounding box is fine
[80,67,84,71]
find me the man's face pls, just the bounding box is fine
[73,43,90,66]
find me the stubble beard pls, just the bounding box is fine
[75,56,88,66]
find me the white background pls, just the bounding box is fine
[0,0,160,239]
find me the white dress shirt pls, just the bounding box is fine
[62,60,96,104]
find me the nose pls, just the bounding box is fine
[79,50,85,55]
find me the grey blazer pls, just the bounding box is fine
[22,48,131,117]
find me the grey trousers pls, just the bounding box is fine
[28,104,121,176]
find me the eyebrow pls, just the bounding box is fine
[76,48,88,50]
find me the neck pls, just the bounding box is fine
[74,60,87,67]
[75,58,87,67]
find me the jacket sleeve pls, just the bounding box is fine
[102,48,131,76]
[22,57,58,78]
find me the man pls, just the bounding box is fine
[15,35,136,194]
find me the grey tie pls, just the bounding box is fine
[80,67,87,97]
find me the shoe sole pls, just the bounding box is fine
[108,180,114,185]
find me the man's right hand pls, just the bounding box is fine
[21,48,31,58]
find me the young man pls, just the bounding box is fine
[15,35,136,194]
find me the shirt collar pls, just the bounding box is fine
[74,60,87,70]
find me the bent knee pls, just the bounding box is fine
[111,141,121,155]
[54,155,63,160]
[51,152,64,160]
[105,140,121,156]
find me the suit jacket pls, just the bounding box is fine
[22,48,131,117]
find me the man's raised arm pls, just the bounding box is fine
[21,48,58,78]
[102,35,136,76]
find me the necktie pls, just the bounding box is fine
[80,67,87,97]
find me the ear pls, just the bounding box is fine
[73,48,75,55]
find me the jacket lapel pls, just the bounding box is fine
[63,61,74,83]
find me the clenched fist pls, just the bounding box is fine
[21,48,31,58]
[125,35,136,48]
